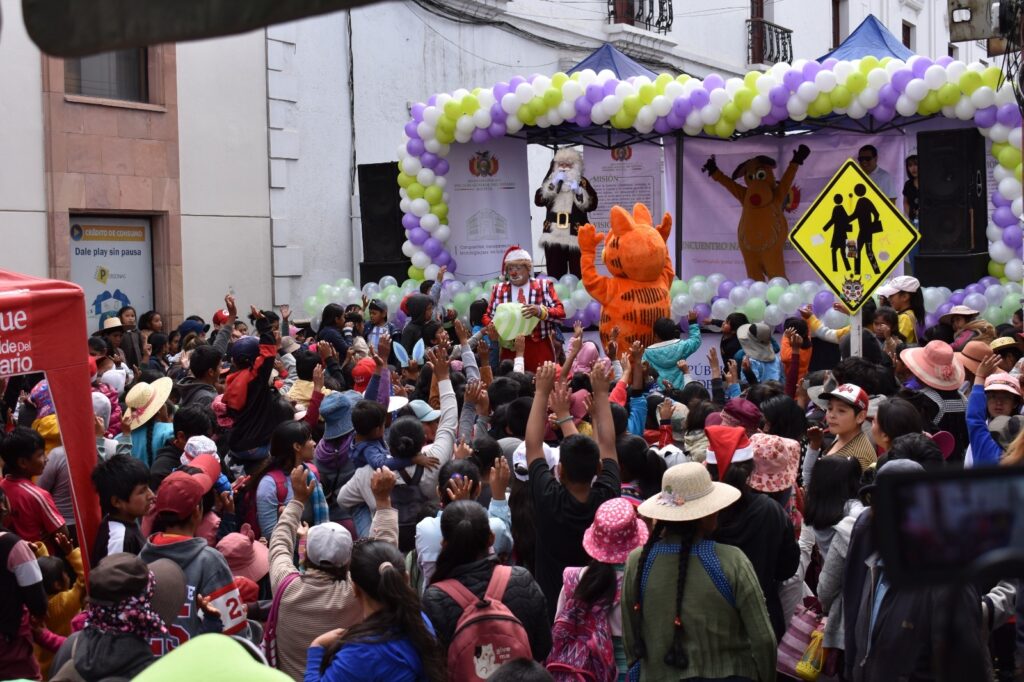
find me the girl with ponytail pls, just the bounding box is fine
[622,462,776,682]
[306,539,446,682]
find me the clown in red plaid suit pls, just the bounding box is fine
[482,246,565,372]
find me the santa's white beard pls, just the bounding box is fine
[545,165,582,214]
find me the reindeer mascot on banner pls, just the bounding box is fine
[535,148,598,279]
[701,144,810,281]
[579,203,674,349]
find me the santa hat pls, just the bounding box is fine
[704,425,753,482]
[502,245,532,269]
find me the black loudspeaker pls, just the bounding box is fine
[357,162,410,266]
[914,252,990,288]
[917,128,987,254]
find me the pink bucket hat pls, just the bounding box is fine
[900,340,965,391]
[747,433,801,493]
[582,498,649,564]
[216,523,269,583]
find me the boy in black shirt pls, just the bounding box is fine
[526,356,620,620]
[90,455,154,568]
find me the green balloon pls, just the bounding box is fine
[734,88,755,111]
[406,182,425,200]
[424,185,443,204]
[543,88,562,108]
[766,285,784,304]
[554,283,569,299]
[431,203,448,220]
[443,100,461,119]
[305,296,320,314]
[960,71,982,95]
[845,72,867,94]
[317,284,333,298]
[743,298,766,322]
[721,103,740,123]
[830,85,852,109]
[639,83,656,104]
[669,279,688,297]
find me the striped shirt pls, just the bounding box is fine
[0,476,65,542]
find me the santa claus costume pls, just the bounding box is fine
[534,148,598,279]
[483,246,565,372]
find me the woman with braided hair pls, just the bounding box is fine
[622,462,776,681]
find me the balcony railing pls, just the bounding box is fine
[608,0,673,34]
[747,17,793,65]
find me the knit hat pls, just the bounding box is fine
[958,340,993,374]
[350,336,370,361]
[984,372,1022,398]
[900,341,965,391]
[582,498,649,564]
[307,522,354,568]
[320,392,354,440]
[747,433,801,493]
[737,323,775,363]
[637,462,741,523]
[720,398,762,433]
[216,523,269,583]
[820,383,870,412]
[704,425,753,482]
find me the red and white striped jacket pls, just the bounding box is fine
[483,278,566,341]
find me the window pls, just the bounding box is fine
[948,43,959,59]
[832,0,841,48]
[65,49,148,102]
[902,21,915,50]
[609,0,634,25]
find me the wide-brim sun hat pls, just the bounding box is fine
[737,323,775,363]
[899,340,965,391]
[638,462,740,523]
[938,305,980,326]
[958,340,993,375]
[582,498,649,564]
[123,377,174,430]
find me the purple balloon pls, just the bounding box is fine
[586,84,604,104]
[402,214,420,230]
[653,117,672,134]
[891,69,913,93]
[718,280,736,299]
[393,309,407,329]
[408,227,429,245]
[948,292,966,305]
[925,313,939,328]
[980,276,999,287]
[411,103,426,122]
[427,94,438,106]
[404,121,420,139]
[471,128,490,143]
[994,190,1012,207]
[576,98,594,116]
[770,103,789,120]
[975,106,998,128]
[1004,224,1024,250]
[812,290,835,316]
[493,82,510,100]
[822,58,839,70]
[878,83,898,107]
[420,152,438,170]
[509,76,526,90]
[406,138,425,157]
[998,103,1022,127]
[740,278,755,288]
[435,250,451,267]
[672,97,692,119]
[422,237,443,258]
[435,159,449,176]
[995,205,1017,228]
[936,302,953,317]
[936,56,954,67]
[802,61,822,81]
[872,105,895,123]
[585,301,601,325]
[910,57,932,78]
[448,258,457,274]
[703,74,725,92]
[490,103,505,120]
[488,122,507,137]
[965,283,985,295]
[783,70,804,92]
[666,112,683,129]
[769,85,790,107]
[603,79,619,96]
[576,113,592,127]
[694,303,712,324]
[690,89,710,109]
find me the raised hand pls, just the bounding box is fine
[549,379,572,419]
[701,155,718,175]
[687,309,699,324]
[290,466,316,504]
[534,361,557,395]
[489,457,510,502]
[370,466,397,500]
[427,346,449,380]
[590,358,614,394]
[454,438,473,460]
[453,318,469,345]
[514,335,526,357]
[658,398,674,421]
[806,425,824,450]
[377,334,392,362]
[312,363,325,393]
[975,353,1001,382]
[225,294,237,318]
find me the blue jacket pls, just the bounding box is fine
[643,323,702,389]
[351,438,408,470]
[305,615,435,682]
[966,387,1001,467]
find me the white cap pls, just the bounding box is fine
[511,441,560,481]
[877,275,920,298]
[307,522,354,568]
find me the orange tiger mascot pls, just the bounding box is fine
[579,203,674,349]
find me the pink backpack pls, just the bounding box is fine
[545,567,618,682]
[434,565,532,680]
[262,571,300,667]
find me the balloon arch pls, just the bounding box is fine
[307,54,1024,331]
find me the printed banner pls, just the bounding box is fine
[447,136,532,280]
[68,217,153,332]
[673,133,909,281]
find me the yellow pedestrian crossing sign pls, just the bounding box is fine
[789,159,920,312]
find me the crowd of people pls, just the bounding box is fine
[1,264,1023,682]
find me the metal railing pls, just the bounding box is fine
[608,0,673,34]
[747,17,793,65]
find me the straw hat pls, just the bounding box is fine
[582,498,649,564]
[637,462,740,523]
[938,305,980,326]
[123,377,173,429]
[990,337,1020,355]
[899,340,964,391]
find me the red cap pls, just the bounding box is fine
[820,383,869,412]
[153,471,210,517]
[189,454,221,490]
[352,357,377,393]
[212,309,231,326]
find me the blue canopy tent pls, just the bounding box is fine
[567,43,658,81]
[817,13,916,63]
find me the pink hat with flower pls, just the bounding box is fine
[747,433,801,493]
[900,340,965,391]
[582,498,649,564]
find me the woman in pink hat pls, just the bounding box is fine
[967,353,1024,467]
[899,341,969,463]
[546,498,648,680]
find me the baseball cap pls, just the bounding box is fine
[306,522,354,568]
[876,275,920,298]
[819,383,869,412]
[212,309,231,326]
[177,319,208,338]
[511,441,560,481]
[187,454,222,490]
[409,399,441,422]
[153,470,210,517]
[230,336,259,364]
[351,357,376,393]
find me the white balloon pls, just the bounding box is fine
[410,198,430,217]
[634,119,655,134]
[740,110,761,129]
[709,88,729,108]
[905,78,928,101]
[477,90,495,108]
[417,122,434,140]
[815,70,837,93]
[603,94,623,113]
[633,75,652,88]
[452,88,469,100]
[700,104,722,124]
[615,82,635,99]
[895,94,918,117]
[664,81,684,98]
[399,198,411,213]
[401,240,416,257]
[455,115,474,135]
[534,113,551,128]
[515,83,534,103]
[996,83,1017,106]
[797,81,819,103]
[1010,127,1022,150]
[858,88,879,109]
[1007,258,1024,281]
[637,106,656,127]
[946,60,967,81]
[598,69,617,83]
[991,123,1012,143]
[954,96,976,120]
[792,59,808,71]
[988,222,1005,242]
[791,112,808,122]
[991,238,1014,264]
[725,78,744,96]
[751,94,772,116]
[1000,176,1023,201]
[434,224,451,242]
[685,110,703,129]
[787,97,808,116]
[423,264,440,281]
[885,59,906,75]
[506,115,523,134]
[834,61,854,82]
[472,108,491,128]
[995,165,1011,183]
[847,100,867,119]
[756,74,777,94]
[924,65,947,90]
[577,69,596,86]
[416,168,435,186]
[396,143,408,160]
[970,86,996,109]
[941,105,957,118]
[454,129,471,143]
[420,213,440,231]
[501,93,519,114]
[1013,197,1023,218]
[557,100,575,119]
[401,156,421,175]
[967,61,986,73]
[423,106,441,126]
[591,104,609,125]
[411,251,430,269]
[651,95,672,117]
[683,122,703,136]
[770,62,790,79]
[434,176,446,189]
[867,68,889,90]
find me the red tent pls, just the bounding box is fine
[0,270,99,568]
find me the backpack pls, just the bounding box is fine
[545,567,618,682]
[262,571,301,668]
[392,465,428,552]
[435,564,532,680]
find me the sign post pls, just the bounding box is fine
[789,159,921,354]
